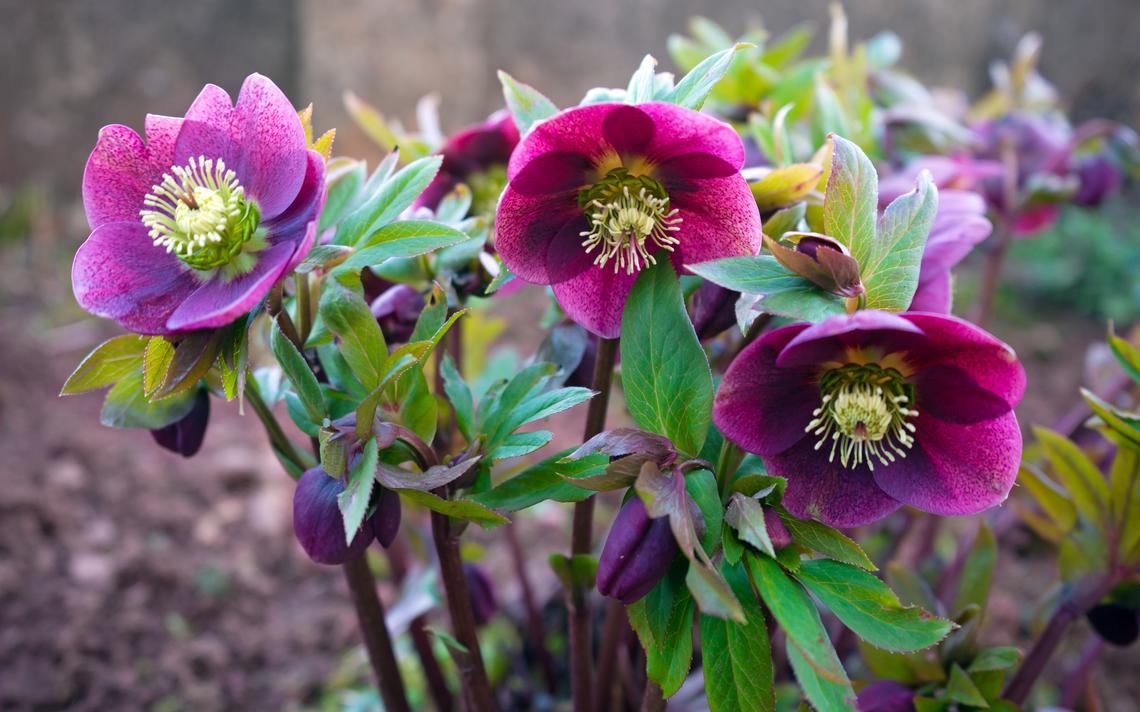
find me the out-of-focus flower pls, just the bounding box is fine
[495,102,761,337]
[877,155,1002,205]
[1073,153,1122,208]
[1087,603,1139,647]
[74,74,324,334]
[293,467,374,565]
[856,680,916,712]
[370,283,424,343]
[597,496,679,603]
[150,387,210,457]
[714,310,1025,527]
[416,111,519,215]
[463,563,499,626]
[372,485,402,549]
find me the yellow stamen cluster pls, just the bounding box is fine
[805,365,919,470]
[579,180,681,275]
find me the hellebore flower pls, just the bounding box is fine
[713,310,1025,527]
[150,387,210,457]
[74,74,325,335]
[765,232,864,298]
[293,467,374,565]
[416,111,519,214]
[690,282,739,341]
[597,496,679,603]
[1087,603,1139,647]
[371,485,402,549]
[856,680,916,712]
[1073,153,1122,207]
[463,563,500,626]
[370,283,424,343]
[495,102,761,338]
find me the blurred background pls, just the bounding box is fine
[1,1,1137,710]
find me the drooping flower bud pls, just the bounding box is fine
[764,509,792,550]
[1073,154,1121,207]
[150,388,210,457]
[765,233,864,298]
[370,284,424,344]
[463,563,499,626]
[371,485,402,549]
[1087,603,1139,647]
[690,282,739,341]
[597,496,679,604]
[293,467,374,565]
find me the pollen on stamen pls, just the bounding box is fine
[806,365,919,470]
[579,184,682,275]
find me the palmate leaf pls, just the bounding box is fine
[340,220,472,273]
[60,334,147,395]
[338,436,377,543]
[700,562,775,712]
[776,507,876,570]
[319,282,387,390]
[471,449,603,512]
[667,43,754,110]
[688,255,847,324]
[335,156,442,246]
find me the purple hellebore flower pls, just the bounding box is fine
[372,485,402,549]
[416,111,520,214]
[293,467,374,565]
[1073,153,1122,207]
[150,387,210,457]
[495,102,762,338]
[73,74,325,335]
[856,680,916,712]
[370,283,424,343]
[597,495,679,604]
[713,310,1025,528]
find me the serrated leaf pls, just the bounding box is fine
[686,560,745,622]
[668,43,754,110]
[725,493,776,557]
[627,561,695,697]
[441,353,475,442]
[337,157,443,246]
[342,219,471,272]
[621,259,713,456]
[471,450,602,511]
[100,370,196,430]
[270,317,325,424]
[626,55,659,103]
[396,489,509,528]
[375,457,479,492]
[700,563,775,712]
[777,508,877,570]
[823,135,877,264]
[795,559,954,652]
[490,430,553,460]
[338,437,377,544]
[498,71,558,135]
[863,169,938,311]
[61,334,147,395]
[689,256,847,323]
[319,283,387,389]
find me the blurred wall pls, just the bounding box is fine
[3,0,1139,204]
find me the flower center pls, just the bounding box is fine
[804,363,919,471]
[578,168,681,275]
[467,164,509,218]
[140,156,261,271]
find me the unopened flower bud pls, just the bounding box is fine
[1087,603,1139,647]
[371,284,424,344]
[371,486,402,549]
[1073,154,1121,207]
[150,388,210,457]
[765,233,864,298]
[463,563,499,626]
[597,497,678,604]
[293,467,374,565]
[690,282,739,341]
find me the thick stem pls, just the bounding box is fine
[569,336,619,712]
[342,556,412,712]
[640,681,665,712]
[432,511,498,711]
[1003,576,1117,704]
[505,523,558,694]
[971,140,1019,328]
[594,598,630,711]
[388,537,455,712]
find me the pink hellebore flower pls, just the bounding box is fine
[495,102,761,338]
[416,110,520,214]
[714,310,1025,528]
[73,74,325,335]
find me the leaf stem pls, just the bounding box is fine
[243,383,306,478]
[296,271,313,344]
[569,335,619,712]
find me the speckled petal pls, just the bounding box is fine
[494,185,590,284]
[174,83,243,172]
[871,410,1022,516]
[714,323,817,456]
[668,175,762,268]
[267,149,327,239]
[766,437,902,527]
[165,240,295,332]
[551,264,640,339]
[636,102,745,167]
[82,125,157,229]
[509,150,593,196]
[71,221,199,335]
[229,73,308,219]
[902,313,1025,409]
[912,363,1013,424]
[776,311,929,369]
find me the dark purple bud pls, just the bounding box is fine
[764,509,792,550]
[371,486,402,549]
[150,388,210,457]
[463,563,499,626]
[370,284,424,344]
[856,680,916,712]
[597,497,678,604]
[1087,603,1139,647]
[293,467,374,565]
[565,330,597,390]
[690,282,739,341]
[766,233,864,298]
[1073,154,1121,207]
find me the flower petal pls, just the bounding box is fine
[872,411,1021,516]
[506,103,616,180]
[509,151,593,196]
[602,104,656,155]
[82,125,156,229]
[230,73,308,220]
[766,437,901,527]
[909,267,952,313]
[267,149,327,238]
[636,102,745,167]
[71,221,199,335]
[776,311,928,369]
[175,83,243,172]
[912,363,1013,424]
[902,313,1025,409]
[668,175,762,268]
[494,185,590,284]
[166,241,295,332]
[714,323,817,456]
[551,265,640,339]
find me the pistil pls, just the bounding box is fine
[578,169,681,275]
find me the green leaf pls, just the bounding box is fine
[777,508,877,570]
[398,369,438,444]
[270,318,325,424]
[668,43,754,110]
[61,334,147,395]
[490,431,554,460]
[946,664,989,708]
[700,562,775,712]
[749,553,855,710]
[100,370,196,429]
[1108,326,1140,385]
[1018,464,1077,533]
[440,353,475,442]
[795,559,954,652]
[686,469,722,555]
[627,561,695,697]
[1034,425,1110,523]
[342,219,471,272]
[549,553,598,591]
[952,521,996,616]
[396,489,509,528]
[294,244,353,273]
[863,169,938,311]
[485,386,595,445]
[498,70,558,135]
[750,163,824,212]
[1083,388,1140,450]
[621,259,713,456]
[761,203,806,240]
[725,493,776,557]
[338,437,377,543]
[967,646,1022,673]
[1109,446,1140,554]
[143,336,174,396]
[336,156,443,246]
[688,255,846,323]
[823,135,877,266]
[318,159,366,231]
[686,560,745,622]
[319,282,388,389]
[471,450,602,511]
[626,55,659,103]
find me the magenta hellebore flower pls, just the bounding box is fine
[73,74,325,335]
[495,102,761,338]
[714,310,1025,528]
[416,110,520,214]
